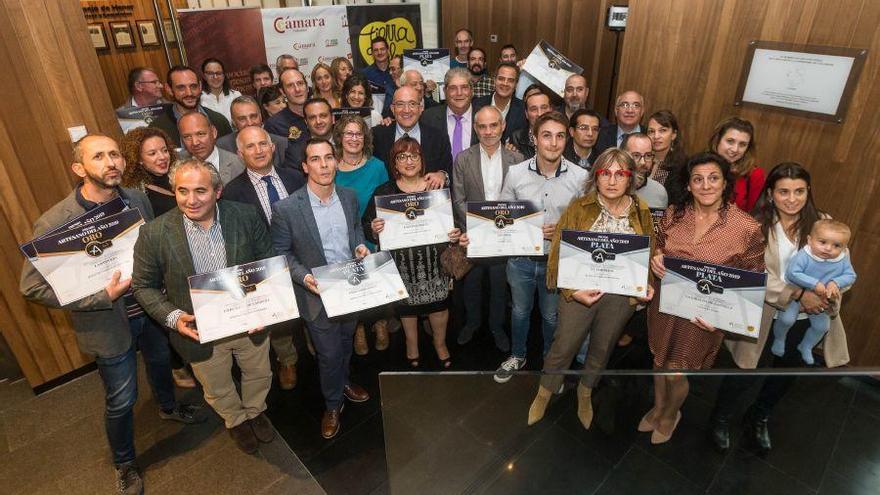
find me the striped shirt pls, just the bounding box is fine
[246,167,289,221]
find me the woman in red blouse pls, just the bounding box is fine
[708,117,764,213]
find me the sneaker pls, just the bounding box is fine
[115,463,143,495]
[493,356,526,384]
[159,404,207,425]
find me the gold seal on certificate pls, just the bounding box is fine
[659,256,767,337]
[466,201,544,257]
[188,255,300,344]
[311,252,409,318]
[26,208,145,306]
[556,230,650,297]
[375,189,454,250]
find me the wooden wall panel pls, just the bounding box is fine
[618,0,880,366]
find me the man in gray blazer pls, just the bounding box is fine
[453,106,523,350]
[215,95,293,170]
[270,138,371,440]
[177,112,244,185]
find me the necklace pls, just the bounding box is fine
[341,155,364,169]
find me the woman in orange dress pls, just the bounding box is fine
[640,151,765,444]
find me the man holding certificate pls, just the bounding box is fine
[132,159,277,455]
[270,138,372,440]
[491,112,588,383]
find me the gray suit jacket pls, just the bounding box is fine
[19,187,155,358]
[215,130,289,170]
[270,185,367,322]
[179,147,245,186]
[451,144,523,229]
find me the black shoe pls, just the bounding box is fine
[249,413,276,443]
[115,462,143,495]
[159,404,207,424]
[744,409,772,452]
[709,416,731,452]
[229,422,259,454]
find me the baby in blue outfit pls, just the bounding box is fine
[772,219,856,364]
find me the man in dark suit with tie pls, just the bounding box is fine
[221,126,305,391]
[216,96,294,171]
[372,85,452,189]
[473,62,528,143]
[594,90,645,155]
[421,67,478,164]
[270,138,371,440]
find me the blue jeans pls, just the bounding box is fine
[306,313,357,410]
[507,257,559,359]
[129,316,176,412]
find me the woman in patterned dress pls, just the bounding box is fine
[363,137,464,369]
[640,151,765,444]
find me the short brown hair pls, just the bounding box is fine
[389,137,423,179]
[532,110,568,136]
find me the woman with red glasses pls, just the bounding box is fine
[528,148,656,429]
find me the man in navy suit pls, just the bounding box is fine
[420,67,478,163]
[473,62,527,142]
[595,90,645,155]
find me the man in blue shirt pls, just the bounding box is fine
[361,36,396,97]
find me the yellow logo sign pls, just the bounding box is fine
[358,17,417,65]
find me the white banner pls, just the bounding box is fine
[262,6,352,79]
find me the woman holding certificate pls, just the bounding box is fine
[642,151,764,444]
[528,148,656,429]
[364,137,463,368]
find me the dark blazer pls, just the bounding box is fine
[215,130,290,170]
[20,188,155,358]
[178,147,245,186]
[221,167,306,226]
[472,94,528,142]
[563,140,598,169]
[451,144,523,229]
[595,123,643,155]
[371,123,453,179]
[132,200,274,363]
[509,128,535,159]
[270,185,366,322]
[420,104,478,147]
[149,104,233,147]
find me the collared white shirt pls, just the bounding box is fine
[246,166,289,221]
[446,105,473,150]
[492,93,511,120]
[205,146,220,171]
[395,123,422,143]
[479,144,504,201]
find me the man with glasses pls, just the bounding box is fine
[118,67,165,111]
[381,68,438,119]
[595,90,645,154]
[564,109,602,169]
[150,65,233,146]
[621,132,667,209]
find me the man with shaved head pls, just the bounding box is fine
[216,95,293,170]
[177,111,244,185]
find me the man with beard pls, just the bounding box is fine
[473,62,527,141]
[500,44,518,64]
[284,98,335,168]
[595,90,645,154]
[150,65,232,146]
[562,74,589,120]
[468,47,495,98]
[622,132,667,209]
[563,109,601,169]
[264,68,311,149]
[451,28,473,68]
[420,68,477,162]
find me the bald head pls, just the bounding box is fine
[564,74,588,113]
[236,125,275,173]
[614,90,644,131]
[178,112,217,160]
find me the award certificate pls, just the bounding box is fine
[404,48,450,99]
[312,252,409,318]
[556,230,650,297]
[659,257,767,337]
[28,208,144,306]
[376,189,453,250]
[188,255,300,344]
[466,201,544,257]
[20,197,128,259]
[521,40,584,98]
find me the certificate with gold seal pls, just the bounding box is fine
[556,230,650,297]
[375,189,453,250]
[466,201,544,257]
[27,208,145,306]
[188,255,300,344]
[659,257,767,337]
[311,252,409,318]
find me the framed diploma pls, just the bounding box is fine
[136,20,160,47]
[88,23,109,51]
[109,21,136,49]
[20,197,128,259]
[466,201,544,258]
[556,230,650,297]
[521,40,584,98]
[659,257,767,337]
[404,48,450,99]
[312,252,409,318]
[734,41,867,123]
[188,255,300,344]
[375,189,453,250]
[27,209,145,306]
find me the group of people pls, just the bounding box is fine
[22,29,856,495]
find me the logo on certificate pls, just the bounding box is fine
[696,279,724,295]
[494,214,514,229]
[591,248,615,263]
[405,207,423,220]
[85,240,110,257]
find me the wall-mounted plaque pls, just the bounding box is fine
[109,21,136,49]
[136,20,160,47]
[88,23,109,51]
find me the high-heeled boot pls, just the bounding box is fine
[528,386,552,426]
[577,383,594,429]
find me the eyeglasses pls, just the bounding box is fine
[395,153,421,163]
[138,79,161,85]
[393,101,421,110]
[630,152,655,162]
[616,102,642,110]
[596,169,632,180]
[575,125,599,132]
[343,131,364,140]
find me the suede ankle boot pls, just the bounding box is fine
[577,383,594,429]
[528,386,553,425]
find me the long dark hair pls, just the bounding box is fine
[201,57,231,95]
[752,162,822,249]
[647,110,686,171]
[341,74,373,108]
[669,151,735,220]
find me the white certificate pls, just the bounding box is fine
[188,255,300,344]
[404,48,450,99]
[466,201,544,258]
[556,230,650,297]
[312,252,409,318]
[20,197,127,259]
[28,209,144,306]
[521,40,584,98]
[659,257,767,337]
[376,189,453,250]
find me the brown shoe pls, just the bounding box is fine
[171,367,197,388]
[354,323,369,356]
[277,363,297,390]
[373,320,389,351]
[249,413,276,443]
[229,422,259,454]
[321,409,341,439]
[343,383,370,403]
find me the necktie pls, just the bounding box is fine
[452,114,463,160]
[262,176,280,204]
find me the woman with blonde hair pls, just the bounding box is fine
[311,62,341,108]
